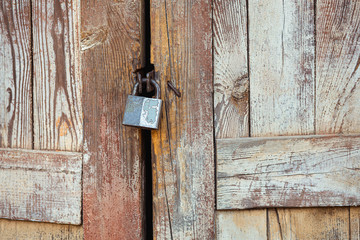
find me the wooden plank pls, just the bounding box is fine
[214,0,249,139]
[316,1,360,237]
[217,134,360,209]
[151,0,214,238]
[316,0,360,134]
[214,0,267,237]
[216,210,267,240]
[0,0,32,149]
[249,0,315,137]
[81,0,146,239]
[0,148,82,224]
[268,208,350,239]
[351,207,360,239]
[33,0,82,151]
[0,219,83,240]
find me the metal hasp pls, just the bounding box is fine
[122,74,162,130]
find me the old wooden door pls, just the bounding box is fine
[2,0,360,239]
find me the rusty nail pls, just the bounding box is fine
[167,81,181,97]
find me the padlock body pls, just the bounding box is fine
[123,95,162,130]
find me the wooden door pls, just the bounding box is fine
[214,0,360,239]
[1,0,146,239]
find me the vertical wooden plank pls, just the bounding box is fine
[31,0,82,236]
[33,0,82,151]
[81,0,145,239]
[151,0,214,239]
[269,208,350,239]
[249,0,315,137]
[248,0,316,237]
[0,0,32,149]
[351,207,360,239]
[317,0,360,237]
[214,0,249,139]
[216,210,267,240]
[214,0,267,238]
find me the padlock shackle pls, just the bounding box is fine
[132,79,161,99]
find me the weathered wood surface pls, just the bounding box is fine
[151,0,214,239]
[249,0,315,137]
[214,0,268,237]
[351,207,360,239]
[214,0,248,139]
[316,0,360,135]
[0,219,84,240]
[33,0,82,151]
[0,0,32,149]
[216,210,266,240]
[268,208,350,239]
[217,134,360,209]
[0,0,83,236]
[82,0,146,239]
[0,149,82,224]
[316,0,360,236]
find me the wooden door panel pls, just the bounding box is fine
[0,0,83,237]
[215,0,360,239]
[0,149,82,224]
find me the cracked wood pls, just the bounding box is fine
[151,0,215,239]
[81,0,146,239]
[0,149,82,224]
[217,134,360,209]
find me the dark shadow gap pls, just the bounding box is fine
[141,0,153,239]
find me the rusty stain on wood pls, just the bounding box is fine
[82,0,146,239]
[151,0,215,239]
[0,149,82,224]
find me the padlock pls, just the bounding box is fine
[122,79,162,130]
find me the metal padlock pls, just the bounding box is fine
[122,79,162,130]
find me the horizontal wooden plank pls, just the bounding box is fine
[0,149,82,224]
[217,135,360,209]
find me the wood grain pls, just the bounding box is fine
[0,0,32,149]
[33,0,82,151]
[0,0,83,236]
[216,210,267,240]
[316,1,360,237]
[0,219,83,240]
[217,134,360,209]
[214,0,248,139]
[351,207,360,239]
[81,0,146,239]
[316,0,360,134]
[249,0,315,137]
[213,0,267,237]
[269,208,350,239]
[151,0,214,238]
[0,149,82,224]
